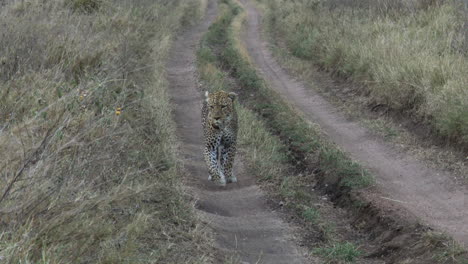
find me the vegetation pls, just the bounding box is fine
[0,0,211,262]
[313,242,362,263]
[258,0,468,147]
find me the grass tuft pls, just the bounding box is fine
[313,242,362,263]
[68,0,102,13]
[302,207,321,224]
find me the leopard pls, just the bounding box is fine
[201,90,238,186]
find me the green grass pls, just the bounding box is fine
[68,0,101,13]
[258,0,468,147]
[0,0,211,263]
[313,242,362,263]
[362,119,399,139]
[423,232,468,263]
[302,207,321,224]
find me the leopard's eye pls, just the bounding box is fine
[209,105,214,109]
[221,105,227,109]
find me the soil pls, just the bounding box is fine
[239,0,468,248]
[166,1,312,263]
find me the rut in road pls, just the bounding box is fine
[166,1,311,263]
[239,0,468,246]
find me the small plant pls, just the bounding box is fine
[425,232,467,262]
[68,0,101,13]
[313,242,362,263]
[302,207,320,223]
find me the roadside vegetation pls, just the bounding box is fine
[0,0,212,262]
[257,0,468,148]
[197,0,468,263]
[313,242,362,263]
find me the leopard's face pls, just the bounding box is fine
[205,91,236,130]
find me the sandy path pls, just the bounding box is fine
[239,0,468,246]
[166,1,310,263]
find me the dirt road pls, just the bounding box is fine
[166,1,310,263]
[239,0,468,246]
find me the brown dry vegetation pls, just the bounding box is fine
[0,0,212,262]
[257,0,468,148]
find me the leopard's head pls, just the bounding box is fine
[205,91,237,130]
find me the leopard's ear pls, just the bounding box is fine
[228,92,237,102]
[205,91,209,102]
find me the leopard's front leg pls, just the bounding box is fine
[221,140,237,184]
[204,142,226,186]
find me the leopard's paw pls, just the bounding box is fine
[215,177,226,187]
[227,176,237,183]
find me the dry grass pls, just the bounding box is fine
[0,0,212,262]
[258,0,468,147]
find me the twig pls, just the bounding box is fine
[0,113,63,204]
[380,196,409,204]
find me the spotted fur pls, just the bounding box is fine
[202,91,238,186]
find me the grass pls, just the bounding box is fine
[257,14,468,181]
[313,242,362,263]
[361,119,400,139]
[302,207,321,224]
[0,0,211,263]
[423,232,468,263]
[257,0,468,148]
